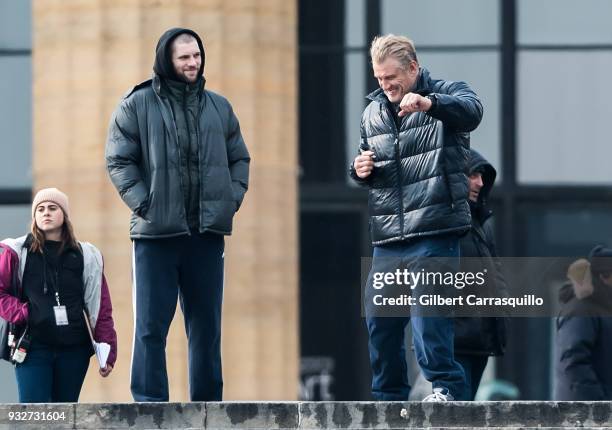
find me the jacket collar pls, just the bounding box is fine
[125,74,207,100]
[153,73,205,96]
[161,75,203,102]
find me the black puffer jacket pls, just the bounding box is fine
[455,150,507,356]
[350,68,483,245]
[555,279,612,400]
[105,28,250,239]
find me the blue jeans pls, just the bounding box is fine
[131,233,224,401]
[14,343,91,403]
[365,234,467,400]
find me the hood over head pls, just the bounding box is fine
[468,149,496,205]
[153,28,205,82]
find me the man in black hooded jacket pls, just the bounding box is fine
[105,28,250,401]
[455,149,507,400]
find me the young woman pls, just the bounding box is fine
[0,188,117,403]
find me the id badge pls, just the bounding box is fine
[53,306,69,326]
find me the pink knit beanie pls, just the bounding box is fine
[32,188,70,219]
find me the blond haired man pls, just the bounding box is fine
[350,35,483,401]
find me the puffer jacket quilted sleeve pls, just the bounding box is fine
[427,80,483,132]
[225,104,250,210]
[105,94,150,217]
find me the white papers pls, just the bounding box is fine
[93,341,111,369]
[83,309,111,369]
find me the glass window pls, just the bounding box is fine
[519,0,612,45]
[0,56,32,188]
[0,0,31,50]
[419,51,501,179]
[0,57,32,188]
[345,52,367,182]
[381,0,499,46]
[299,52,347,183]
[0,205,30,239]
[519,204,612,257]
[345,0,366,48]
[517,51,612,184]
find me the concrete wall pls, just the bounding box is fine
[1,402,612,429]
[33,0,298,401]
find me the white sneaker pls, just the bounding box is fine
[423,387,454,402]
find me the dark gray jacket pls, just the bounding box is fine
[106,28,249,239]
[105,76,250,238]
[350,68,483,246]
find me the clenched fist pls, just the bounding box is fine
[353,150,376,179]
[398,92,432,117]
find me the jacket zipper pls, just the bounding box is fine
[155,82,190,234]
[182,85,193,225]
[163,95,189,234]
[394,134,404,238]
[380,105,404,239]
[195,101,202,229]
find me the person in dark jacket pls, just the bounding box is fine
[105,28,250,402]
[351,34,483,401]
[454,149,507,400]
[554,246,612,400]
[0,188,117,403]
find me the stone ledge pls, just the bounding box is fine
[0,401,611,429]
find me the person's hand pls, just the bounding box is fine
[99,364,113,377]
[398,92,432,117]
[353,151,376,179]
